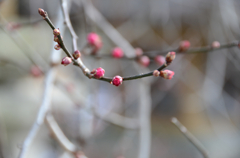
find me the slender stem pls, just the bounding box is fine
[171,117,209,158]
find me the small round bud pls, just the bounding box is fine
[91,67,105,79]
[165,51,176,64]
[38,8,46,17]
[112,47,124,58]
[112,75,123,86]
[154,55,165,66]
[30,65,43,77]
[138,55,150,67]
[153,70,160,77]
[135,48,143,56]
[87,32,102,50]
[179,40,190,52]
[61,57,72,66]
[211,41,220,49]
[53,28,60,36]
[160,70,175,79]
[73,50,81,59]
[54,44,61,50]
[53,35,59,42]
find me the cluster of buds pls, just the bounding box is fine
[165,51,176,65]
[112,47,124,58]
[87,32,102,53]
[91,67,105,79]
[111,76,123,86]
[179,40,190,52]
[38,8,46,18]
[53,28,62,51]
[211,41,220,49]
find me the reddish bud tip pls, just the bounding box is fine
[112,76,123,86]
[135,48,143,56]
[160,70,175,79]
[61,57,72,66]
[112,47,124,58]
[154,55,165,66]
[138,55,150,67]
[53,28,60,36]
[165,51,176,64]
[87,32,102,50]
[153,70,160,77]
[91,67,105,79]
[179,40,190,52]
[30,66,43,77]
[211,41,220,49]
[54,44,61,50]
[73,50,81,59]
[38,8,46,17]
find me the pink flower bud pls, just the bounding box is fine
[160,70,175,79]
[54,35,59,42]
[61,57,72,66]
[87,32,102,50]
[138,55,150,67]
[211,41,220,49]
[154,55,165,65]
[38,8,46,17]
[53,28,60,36]
[73,50,81,59]
[135,48,143,56]
[179,40,190,52]
[91,67,105,79]
[54,44,61,50]
[112,75,123,86]
[153,70,160,77]
[112,47,124,58]
[165,51,176,64]
[30,65,42,77]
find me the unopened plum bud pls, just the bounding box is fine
[138,55,150,67]
[211,41,220,49]
[160,70,175,79]
[61,57,72,66]
[73,50,81,59]
[165,52,176,64]
[153,70,160,77]
[111,76,123,86]
[179,40,190,52]
[38,8,46,17]
[54,35,59,42]
[112,47,124,58]
[91,67,105,79]
[53,28,60,36]
[87,32,102,50]
[154,55,165,65]
[135,48,143,56]
[54,44,61,50]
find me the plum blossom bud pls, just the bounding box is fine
[165,51,176,64]
[54,35,59,42]
[87,32,102,50]
[154,55,165,65]
[91,67,105,79]
[73,50,81,59]
[30,66,42,77]
[138,55,150,67]
[135,48,143,57]
[53,28,60,36]
[153,70,160,77]
[112,47,124,58]
[211,41,220,49]
[54,44,61,50]
[38,8,46,17]
[179,40,190,52]
[112,76,123,86]
[61,57,72,66]
[160,70,175,79]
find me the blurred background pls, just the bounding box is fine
[1,0,240,158]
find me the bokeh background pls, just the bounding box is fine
[1,0,240,158]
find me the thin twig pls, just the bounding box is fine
[171,117,209,158]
